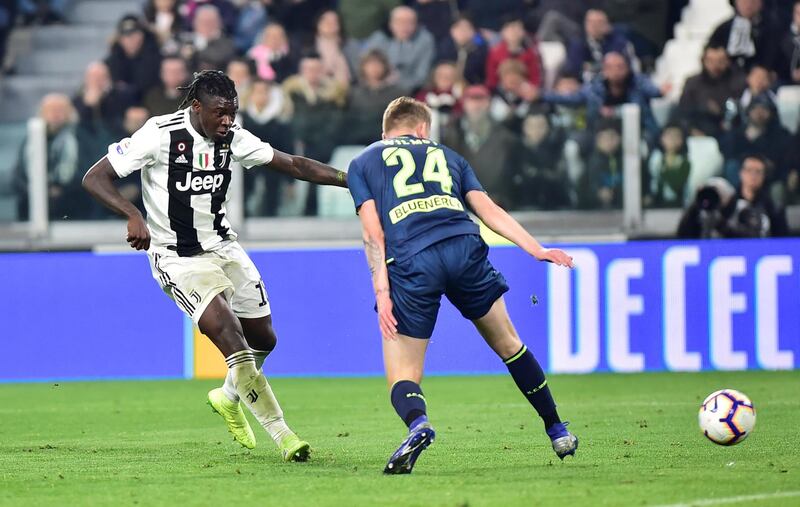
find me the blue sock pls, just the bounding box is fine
[504,344,561,431]
[390,380,427,428]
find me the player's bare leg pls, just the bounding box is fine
[382,335,435,474]
[473,297,578,459]
[382,334,428,387]
[200,295,308,461]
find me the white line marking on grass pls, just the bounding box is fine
[654,491,800,507]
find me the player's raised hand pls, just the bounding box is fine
[535,248,574,268]
[376,291,398,340]
[126,215,151,251]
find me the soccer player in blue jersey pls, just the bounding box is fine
[348,97,578,474]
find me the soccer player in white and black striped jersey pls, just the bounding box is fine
[83,70,348,461]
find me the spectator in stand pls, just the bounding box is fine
[226,58,255,109]
[485,16,542,91]
[785,130,800,205]
[565,8,637,83]
[739,64,777,113]
[263,0,332,38]
[144,0,182,49]
[308,9,358,86]
[578,118,623,209]
[415,61,464,134]
[708,0,778,71]
[529,0,589,45]
[345,49,405,144]
[548,74,589,137]
[715,156,787,237]
[233,0,271,53]
[645,123,691,208]
[677,177,736,238]
[105,15,162,100]
[248,22,300,83]
[241,79,296,217]
[181,4,237,71]
[73,61,136,132]
[722,95,792,188]
[18,0,66,25]
[678,44,746,138]
[143,56,190,116]
[0,1,17,73]
[437,16,489,85]
[600,0,669,69]
[461,0,525,32]
[776,0,800,84]
[489,59,539,130]
[408,0,455,43]
[98,106,149,219]
[13,94,84,221]
[512,110,571,209]
[543,51,663,146]
[442,84,519,208]
[282,52,347,213]
[181,0,239,36]
[362,6,436,93]
[338,0,401,40]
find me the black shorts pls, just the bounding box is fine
[386,234,509,338]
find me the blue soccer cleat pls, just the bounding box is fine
[383,422,436,474]
[547,421,578,460]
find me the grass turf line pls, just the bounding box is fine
[0,371,797,507]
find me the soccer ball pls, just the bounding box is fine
[698,389,756,446]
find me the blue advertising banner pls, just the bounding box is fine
[0,251,184,382]
[1,238,797,381]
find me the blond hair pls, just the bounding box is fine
[382,96,431,134]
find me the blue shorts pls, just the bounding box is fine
[386,234,509,339]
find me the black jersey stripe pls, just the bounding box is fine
[211,131,234,239]
[167,129,202,257]
[157,111,184,126]
[158,119,184,129]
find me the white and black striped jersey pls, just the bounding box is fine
[106,108,274,256]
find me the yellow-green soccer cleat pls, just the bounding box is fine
[207,388,256,449]
[279,433,311,462]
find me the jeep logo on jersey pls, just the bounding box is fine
[174,170,227,194]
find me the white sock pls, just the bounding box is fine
[225,350,293,444]
[222,349,269,402]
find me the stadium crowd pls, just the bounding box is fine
[7,0,800,237]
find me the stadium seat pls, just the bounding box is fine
[317,145,364,218]
[563,139,584,186]
[776,86,800,134]
[675,0,734,41]
[650,97,675,128]
[654,39,703,100]
[654,0,732,100]
[538,41,566,90]
[686,136,724,201]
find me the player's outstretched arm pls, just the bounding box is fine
[267,150,348,188]
[465,190,573,268]
[82,156,150,250]
[358,200,398,340]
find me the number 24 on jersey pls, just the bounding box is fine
[383,147,453,198]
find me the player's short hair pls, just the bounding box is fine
[178,70,237,108]
[382,97,431,134]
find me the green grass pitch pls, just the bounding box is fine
[0,371,798,507]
